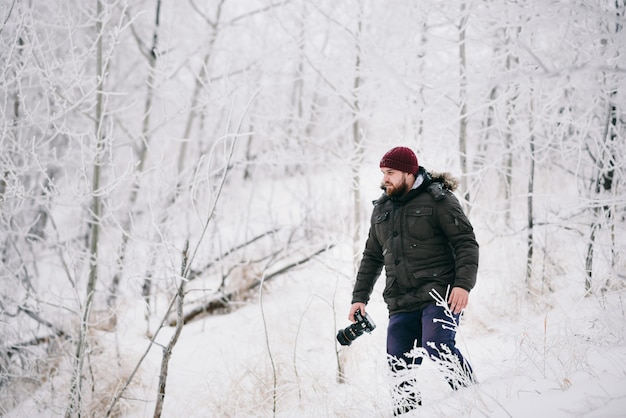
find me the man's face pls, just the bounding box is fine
[381,167,411,196]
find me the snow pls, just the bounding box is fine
[119,258,626,418]
[94,251,626,417]
[4,167,626,417]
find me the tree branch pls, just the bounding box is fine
[186,227,280,281]
[170,244,335,326]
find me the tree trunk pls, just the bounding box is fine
[458,1,470,208]
[108,0,163,319]
[503,27,521,227]
[351,6,364,277]
[177,1,226,176]
[525,97,536,292]
[153,241,188,418]
[585,0,623,293]
[66,1,105,415]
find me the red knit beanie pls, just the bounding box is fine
[379,146,419,175]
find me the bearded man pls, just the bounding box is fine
[348,146,478,415]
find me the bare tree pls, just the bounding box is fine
[457,0,470,206]
[350,1,365,276]
[525,91,536,291]
[66,0,109,414]
[581,1,625,294]
[107,0,164,319]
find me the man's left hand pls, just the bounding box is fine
[448,287,469,314]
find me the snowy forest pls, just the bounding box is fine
[1,0,625,416]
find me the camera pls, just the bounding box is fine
[336,309,376,346]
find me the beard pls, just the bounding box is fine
[381,177,410,196]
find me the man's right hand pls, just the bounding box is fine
[348,302,366,323]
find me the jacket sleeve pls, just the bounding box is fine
[351,219,385,305]
[437,192,479,292]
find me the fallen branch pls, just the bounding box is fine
[2,307,69,356]
[186,227,280,281]
[169,244,335,326]
[4,333,68,358]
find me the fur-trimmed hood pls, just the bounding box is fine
[430,171,459,192]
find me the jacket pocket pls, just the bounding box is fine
[374,210,390,243]
[412,266,455,281]
[406,207,434,240]
[375,211,390,223]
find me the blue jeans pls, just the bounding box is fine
[387,303,475,389]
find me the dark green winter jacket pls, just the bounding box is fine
[351,168,479,314]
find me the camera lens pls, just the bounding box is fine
[336,324,363,346]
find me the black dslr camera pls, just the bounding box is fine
[336,309,376,346]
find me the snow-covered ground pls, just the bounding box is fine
[128,248,626,418]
